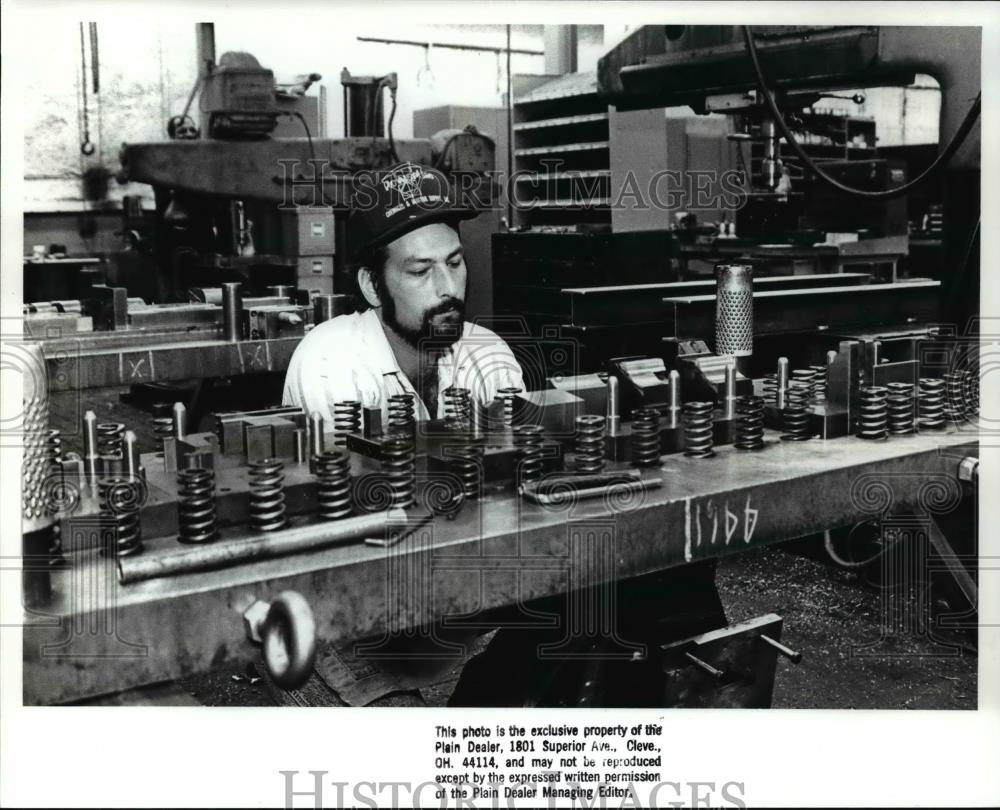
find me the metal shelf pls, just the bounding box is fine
[514,141,610,157]
[513,169,610,182]
[513,112,609,131]
[531,197,611,208]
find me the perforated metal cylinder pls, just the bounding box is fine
[21,342,55,534]
[715,263,753,358]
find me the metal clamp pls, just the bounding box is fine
[243,591,317,689]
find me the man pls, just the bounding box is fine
[282,162,525,706]
[283,161,523,425]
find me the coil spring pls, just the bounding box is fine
[497,386,522,427]
[791,368,819,405]
[151,417,174,452]
[781,381,812,441]
[630,408,661,468]
[314,450,352,520]
[734,396,765,451]
[886,382,915,435]
[381,436,416,508]
[513,424,545,484]
[97,422,125,458]
[917,377,946,430]
[962,368,979,416]
[333,400,362,447]
[683,401,715,458]
[574,415,606,473]
[177,467,218,543]
[943,372,967,424]
[962,368,979,417]
[443,387,472,430]
[47,429,62,466]
[98,477,142,556]
[762,373,778,406]
[248,459,287,531]
[809,365,829,404]
[387,393,416,435]
[857,386,889,440]
[449,445,484,499]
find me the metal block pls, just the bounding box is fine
[162,433,218,472]
[218,418,247,455]
[243,417,275,461]
[245,306,310,341]
[548,373,608,416]
[513,389,582,438]
[362,406,382,439]
[127,304,221,330]
[217,408,307,456]
[270,417,297,460]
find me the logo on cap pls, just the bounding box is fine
[381,162,445,218]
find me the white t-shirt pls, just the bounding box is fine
[282,308,525,422]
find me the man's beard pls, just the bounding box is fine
[382,293,465,350]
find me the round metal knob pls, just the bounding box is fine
[958,456,979,484]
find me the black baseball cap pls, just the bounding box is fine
[347,162,479,256]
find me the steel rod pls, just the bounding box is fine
[760,633,802,663]
[119,508,421,584]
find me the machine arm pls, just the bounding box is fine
[598,25,981,169]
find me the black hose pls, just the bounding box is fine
[289,111,316,164]
[742,26,981,200]
[386,87,400,162]
[823,525,896,570]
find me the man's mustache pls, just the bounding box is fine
[425,298,464,319]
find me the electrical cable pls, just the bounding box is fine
[288,111,316,164]
[369,76,394,154]
[181,73,202,120]
[742,25,981,200]
[386,86,400,162]
[823,526,899,570]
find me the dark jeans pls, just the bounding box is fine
[448,560,726,707]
